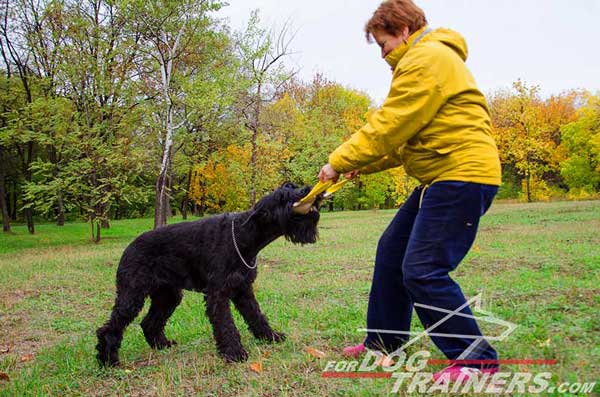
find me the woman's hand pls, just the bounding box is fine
[344,170,360,179]
[318,163,340,182]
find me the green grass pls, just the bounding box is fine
[0,201,599,396]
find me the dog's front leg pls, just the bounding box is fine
[205,291,248,362]
[232,286,286,343]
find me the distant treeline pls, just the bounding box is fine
[1,1,598,240]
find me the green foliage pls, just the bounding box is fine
[489,82,598,201]
[496,167,521,199]
[559,94,600,193]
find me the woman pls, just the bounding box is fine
[318,0,502,382]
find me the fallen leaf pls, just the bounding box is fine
[20,354,34,362]
[0,372,9,381]
[472,245,481,253]
[0,346,9,354]
[375,355,394,368]
[250,362,262,373]
[305,347,326,359]
[538,338,551,347]
[124,369,133,374]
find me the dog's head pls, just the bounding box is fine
[250,182,322,244]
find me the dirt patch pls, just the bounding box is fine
[0,311,49,368]
[0,286,102,372]
[0,289,40,310]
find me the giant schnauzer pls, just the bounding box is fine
[96,182,321,366]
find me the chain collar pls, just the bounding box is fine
[231,219,257,269]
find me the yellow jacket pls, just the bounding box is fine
[329,27,501,186]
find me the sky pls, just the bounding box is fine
[219,0,600,104]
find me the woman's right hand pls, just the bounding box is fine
[344,170,359,180]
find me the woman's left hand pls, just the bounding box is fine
[318,163,340,183]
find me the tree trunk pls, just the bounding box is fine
[91,218,101,243]
[166,173,174,217]
[100,200,110,228]
[24,208,35,234]
[180,198,187,220]
[181,202,187,220]
[0,147,10,232]
[10,180,17,221]
[0,176,10,233]
[56,192,65,226]
[154,48,175,229]
[155,126,172,229]
[0,187,9,232]
[23,142,35,234]
[250,129,258,206]
[181,166,193,220]
[249,83,262,206]
[526,157,532,203]
[154,171,169,228]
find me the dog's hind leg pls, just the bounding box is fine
[232,286,286,343]
[140,287,182,349]
[205,291,248,362]
[96,287,146,367]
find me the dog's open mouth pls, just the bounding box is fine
[292,200,320,215]
[292,193,323,215]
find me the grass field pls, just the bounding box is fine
[0,200,599,396]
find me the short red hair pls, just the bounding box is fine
[365,0,428,42]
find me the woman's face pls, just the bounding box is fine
[372,27,410,59]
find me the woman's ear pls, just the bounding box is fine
[401,26,410,42]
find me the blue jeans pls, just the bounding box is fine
[364,181,499,367]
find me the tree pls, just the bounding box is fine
[0,0,44,233]
[129,0,226,228]
[490,81,564,201]
[559,93,600,194]
[236,10,296,205]
[171,23,242,220]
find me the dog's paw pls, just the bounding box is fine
[97,354,119,368]
[154,338,177,350]
[222,347,249,363]
[269,330,286,343]
[258,330,286,343]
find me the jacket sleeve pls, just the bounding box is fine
[329,64,445,173]
[358,145,405,174]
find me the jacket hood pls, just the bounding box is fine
[385,27,468,70]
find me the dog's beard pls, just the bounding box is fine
[284,214,319,244]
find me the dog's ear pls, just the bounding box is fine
[244,196,278,225]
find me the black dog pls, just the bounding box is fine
[96,183,321,366]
